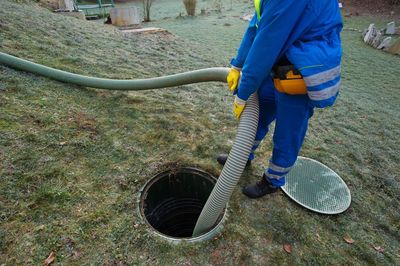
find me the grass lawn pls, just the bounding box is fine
[0,0,399,264]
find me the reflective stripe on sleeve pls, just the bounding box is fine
[303,65,341,87]
[231,65,242,71]
[269,161,293,173]
[308,81,341,101]
[235,95,246,105]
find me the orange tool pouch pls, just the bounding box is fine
[273,65,307,95]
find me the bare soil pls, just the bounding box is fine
[341,0,400,19]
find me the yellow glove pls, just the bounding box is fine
[233,95,246,119]
[226,67,241,92]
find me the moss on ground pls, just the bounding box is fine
[0,0,399,264]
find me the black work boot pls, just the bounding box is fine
[242,174,279,198]
[216,154,251,167]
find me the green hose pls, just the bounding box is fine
[0,51,259,239]
[0,52,229,90]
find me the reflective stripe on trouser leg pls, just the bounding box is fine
[265,91,314,187]
[264,163,290,187]
[265,161,293,186]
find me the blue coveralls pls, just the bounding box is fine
[231,0,343,187]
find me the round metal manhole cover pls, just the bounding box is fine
[281,157,351,214]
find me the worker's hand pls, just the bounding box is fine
[233,95,246,119]
[227,67,240,93]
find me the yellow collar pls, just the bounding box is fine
[254,0,261,21]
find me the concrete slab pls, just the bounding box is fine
[120,27,167,34]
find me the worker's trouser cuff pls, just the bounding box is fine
[264,174,286,188]
[264,161,294,187]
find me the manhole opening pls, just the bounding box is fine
[140,167,223,239]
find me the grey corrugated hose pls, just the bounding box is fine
[0,51,259,239]
[192,93,259,237]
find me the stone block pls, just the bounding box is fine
[363,24,376,44]
[388,38,400,55]
[371,31,382,48]
[110,7,141,27]
[58,0,75,11]
[377,37,392,50]
[386,21,396,35]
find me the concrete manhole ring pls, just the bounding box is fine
[138,167,227,243]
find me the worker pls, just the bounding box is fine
[217,0,343,198]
